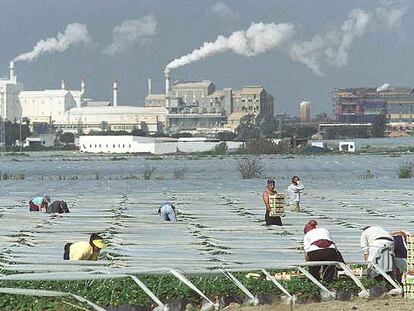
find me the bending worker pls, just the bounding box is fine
[360,226,394,280]
[29,194,50,212]
[159,201,177,222]
[303,220,345,282]
[63,233,106,261]
[47,200,70,214]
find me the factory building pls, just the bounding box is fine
[0,62,22,121]
[333,87,414,124]
[145,73,274,132]
[299,101,311,123]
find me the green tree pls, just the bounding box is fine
[371,114,386,138]
[59,132,75,144]
[236,114,260,140]
[5,121,31,146]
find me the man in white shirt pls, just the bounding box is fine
[360,226,394,279]
[287,176,304,212]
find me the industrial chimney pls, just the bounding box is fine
[148,78,152,96]
[61,79,66,90]
[112,80,118,107]
[81,78,86,95]
[9,61,15,82]
[164,69,171,95]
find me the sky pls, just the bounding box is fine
[0,0,411,115]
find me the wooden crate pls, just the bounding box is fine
[269,193,285,217]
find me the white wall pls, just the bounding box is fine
[79,136,243,154]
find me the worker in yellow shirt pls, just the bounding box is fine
[63,233,106,261]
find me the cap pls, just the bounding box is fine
[91,239,106,249]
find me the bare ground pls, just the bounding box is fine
[230,298,413,311]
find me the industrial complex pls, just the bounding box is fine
[0,62,274,142]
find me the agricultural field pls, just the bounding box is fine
[0,150,413,309]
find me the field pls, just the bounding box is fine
[0,149,413,309]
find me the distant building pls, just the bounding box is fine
[333,87,414,124]
[299,101,311,123]
[0,62,22,121]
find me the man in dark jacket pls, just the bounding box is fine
[46,200,70,214]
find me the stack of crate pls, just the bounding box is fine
[269,193,285,217]
[404,235,414,299]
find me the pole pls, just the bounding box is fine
[19,118,22,152]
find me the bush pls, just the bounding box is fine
[237,138,291,155]
[172,166,186,179]
[143,165,156,180]
[359,169,375,179]
[211,142,228,155]
[398,161,414,178]
[236,157,263,179]
[217,131,237,141]
[59,132,75,144]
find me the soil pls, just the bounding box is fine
[231,298,413,311]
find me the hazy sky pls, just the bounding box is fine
[0,0,410,115]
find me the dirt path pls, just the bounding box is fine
[231,298,413,311]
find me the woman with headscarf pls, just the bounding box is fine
[29,194,50,212]
[303,220,345,282]
[63,233,106,261]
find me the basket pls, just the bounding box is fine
[269,193,285,217]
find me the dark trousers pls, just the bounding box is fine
[307,248,345,282]
[265,211,282,226]
[29,200,39,211]
[63,243,72,260]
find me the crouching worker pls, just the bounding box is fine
[29,195,50,212]
[361,226,394,280]
[63,233,106,261]
[158,202,177,222]
[304,220,345,282]
[46,200,70,214]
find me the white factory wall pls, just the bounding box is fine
[79,136,243,154]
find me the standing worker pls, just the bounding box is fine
[263,179,282,226]
[287,176,304,212]
[29,195,50,212]
[63,233,106,261]
[360,226,394,280]
[392,230,409,283]
[159,202,177,222]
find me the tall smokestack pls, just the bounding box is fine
[9,61,15,82]
[113,80,118,107]
[81,78,86,95]
[165,69,171,95]
[148,78,152,96]
[61,79,66,90]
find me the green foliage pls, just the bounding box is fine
[216,131,237,141]
[88,130,131,136]
[211,142,228,155]
[59,132,75,144]
[324,126,369,139]
[398,161,413,178]
[236,114,261,140]
[131,128,147,136]
[4,121,31,146]
[237,138,291,155]
[170,132,193,138]
[371,114,386,138]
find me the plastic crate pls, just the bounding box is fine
[407,235,414,271]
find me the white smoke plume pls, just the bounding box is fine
[13,23,90,62]
[166,22,295,71]
[104,15,157,56]
[289,9,370,75]
[377,83,390,92]
[211,2,237,18]
[376,1,406,29]
[289,1,406,75]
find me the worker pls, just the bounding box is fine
[29,195,50,212]
[158,202,177,222]
[392,230,409,284]
[63,233,106,261]
[303,220,345,282]
[263,179,282,226]
[287,176,304,212]
[360,226,394,280]
[46,200,70,214]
